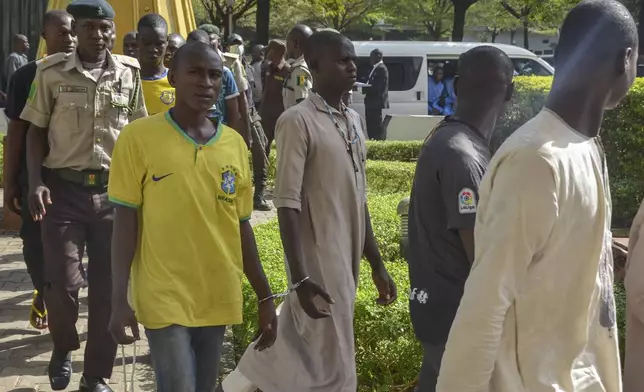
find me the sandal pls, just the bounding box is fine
[29,290,48,330]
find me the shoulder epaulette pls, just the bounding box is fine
[223,52,240,60]
[36,52,69,70]
[113,54,141,69]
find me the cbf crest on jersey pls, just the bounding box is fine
[160,90,175,105]
[221,167,237,195]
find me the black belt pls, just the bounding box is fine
[53,168,109,187]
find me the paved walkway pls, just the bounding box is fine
[0,203,276,392]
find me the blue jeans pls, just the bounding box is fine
[146,325,226,392]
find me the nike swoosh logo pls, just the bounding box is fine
[152,173,173,182]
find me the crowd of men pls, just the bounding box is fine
[3,0,644,391]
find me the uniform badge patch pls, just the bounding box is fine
[160,90,175,105]
[221,169,237,195]
[27,83,37,103]
[458,188,476,214]
[296,75,307,86]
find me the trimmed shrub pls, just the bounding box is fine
[365,141,422,162]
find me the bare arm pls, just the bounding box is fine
[111,206,138,307]
[226,97,242,135]
[237,91,251,147]
[278,207,307,282]
[364,202,397,305]
[26,124,47,190]
[4,119,28,213]
[363,202,384,269]
[459,229,475,264]
[241,220,272,300]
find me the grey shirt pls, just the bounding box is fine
[407,119,490,344]
[5,52,28,85]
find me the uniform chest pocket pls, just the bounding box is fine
[55,93,88,130]
[111,92,131,128]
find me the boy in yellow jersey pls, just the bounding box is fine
[137,14,175,115]
[107,42,278,392]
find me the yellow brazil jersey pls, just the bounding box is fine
[141,70,176,115]
[108,111,252,329]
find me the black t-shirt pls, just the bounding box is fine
[407,120,490,344]
[5,60,37,185]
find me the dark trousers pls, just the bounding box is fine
[41,173,117,378]
[366,106,385,140]
[253,116,277,199]
[416,342,445,392]
[20,187,45,293]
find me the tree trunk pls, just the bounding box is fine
[256,0,270,45]
[523,20,529,49]
[491,29,498,43]
[451,2,468,41]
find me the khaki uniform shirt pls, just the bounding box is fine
[222,52,249,92]
[21,51,147,171]
[282,55,312,109]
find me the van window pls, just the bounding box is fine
[356,56,423,91]
[512,58,552,76]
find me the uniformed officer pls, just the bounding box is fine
[282,24,313,109]
[20,1,146,391]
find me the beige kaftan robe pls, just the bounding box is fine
[236,94,367,392]
[625,201,644,392]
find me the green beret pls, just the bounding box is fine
[198,24,220,36]
[67,0,115,20]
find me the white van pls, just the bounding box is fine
[350,41,554,140]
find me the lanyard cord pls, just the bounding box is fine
[313,92,364,172]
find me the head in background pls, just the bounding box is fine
[553,0,637,110]
[286,24,313,60]
[250,44,265,63]
[123,31,138,57]
[67,0,115,61]
[432,64,444,82]
[305,30,357,96]
[369,49,383,66]
[169,41,223,113]
[198,24,221,51]
[265,40,286,65]
[12,34,30,54]
[136,13,168,70]
[165,33,186,68]
[187,29,210,45]
[454,45,515,133]
[42,10,75,55]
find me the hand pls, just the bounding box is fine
[372,264,397,306]
[108,302,140,345]
[3,181,21,216]
[28,184,52,221]
[613,240,628,282]
[296,279,335,319]
[254,299,278,351]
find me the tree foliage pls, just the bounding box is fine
[383,0,453,40]
[498,0,578,49]
[193,0,258,26]
[303,0,383,31]
[467,0,520,42]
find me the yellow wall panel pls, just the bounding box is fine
[39,0,195,57]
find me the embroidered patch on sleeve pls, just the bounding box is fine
[27,83,37,103]
[458,188,477,214]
